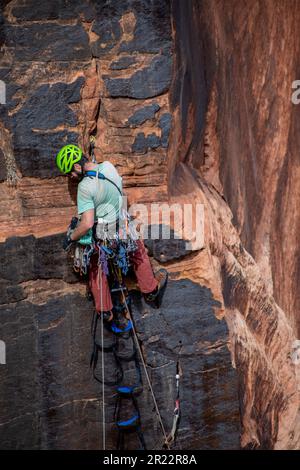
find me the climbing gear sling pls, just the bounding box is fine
[114,385,146,450]
[84,170,123,197]
[165,360,181,447]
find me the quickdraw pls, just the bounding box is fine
[73,243,94,275]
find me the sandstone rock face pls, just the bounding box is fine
[170,0,300,337]
[0,0,299,450]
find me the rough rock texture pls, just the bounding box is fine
[170,0,300,337]
[0,0,300,451]
[169,0,300,449]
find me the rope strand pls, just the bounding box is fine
[99,266,106,450]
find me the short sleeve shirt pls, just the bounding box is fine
[77,161,122,224]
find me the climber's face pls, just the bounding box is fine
[69,163,83,180]
[68,160,95,180]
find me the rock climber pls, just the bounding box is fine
[55,144,168,317]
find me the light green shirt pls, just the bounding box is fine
[77,161,123,224]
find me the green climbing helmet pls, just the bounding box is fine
[56,144,83,174]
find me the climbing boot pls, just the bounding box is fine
[144,269,168,309]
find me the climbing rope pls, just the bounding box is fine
[90,133,106,449]
[100,266,106,450]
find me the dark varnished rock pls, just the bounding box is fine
[0,293,101,449]
[132,132,161,154]
[11,0,96,22]
[104,55,172,99]
[0,149,7,181]
[11,78,83,178]
[14,130,80,178]
[119,0,172,54]
[130,279,240,450]
[127,103,160,126]
[143,225,193,263]
[91,17,121,57]
[159,113,172,148]
[0,235,77,284]
[15,79,84,130]
[0,281,26,305]
[4,24,90,61]
[110,56,137,70]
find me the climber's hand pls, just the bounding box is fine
[63,234,74,251]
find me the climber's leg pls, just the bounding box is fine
[130,239,158,293]
[89,252,113,312]
[130,240,168,308]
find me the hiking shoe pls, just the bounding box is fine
[144,269,168,309]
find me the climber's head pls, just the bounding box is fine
[56,144,89,179]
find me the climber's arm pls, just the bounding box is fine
[69,182,95,241]
[70,209,94,241]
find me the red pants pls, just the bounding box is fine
[88,240,158,312]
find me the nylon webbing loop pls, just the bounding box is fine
[84,170,123,196]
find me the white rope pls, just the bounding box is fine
[99,266,106,450]
[120,289,170,450]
